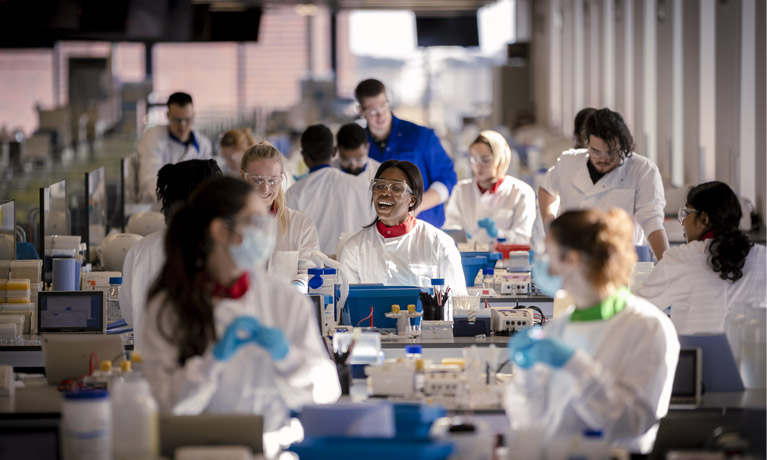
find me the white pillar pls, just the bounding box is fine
[739,0,756,203]
[549,0,563,130]
[642,0,657,163]
[623,0,635,131]
[574,0,585,114]
[699,0,716,181]
[671,0,684,186]
[602,0,615,108]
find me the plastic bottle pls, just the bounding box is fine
[111,377,159,459]
[482,268,495,289]
[739,305,766,389]
[61,390,111,460]
[106,277,123,324]
[130,352,143,377]
[405,345,424,392]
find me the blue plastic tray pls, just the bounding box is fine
[393,403,446,439]
[460,256,486,287]
[288,437,453,460]
[340,285,429,329]
[460,251,502,270]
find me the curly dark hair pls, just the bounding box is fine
[686,181,753,282]
[584,108,635,159]
[573,107,596,148]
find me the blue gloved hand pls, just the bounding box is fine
[213,316,263,361]
[251,323,290,361]
[477,217,498,238]
[507,328,574,369]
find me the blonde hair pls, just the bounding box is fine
[220,128,256,151]
[548,208,637,288]
[240,141,288,229]
[471,130,512,178]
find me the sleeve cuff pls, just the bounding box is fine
[641,219,666,238]
[428,182,450,203]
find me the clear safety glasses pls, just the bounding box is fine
[340,156,367,167]
[469,154,494,166]
[370,179,413,197]
[587,145,621,159]
[241,172,281,187]
[360,102,389,118]
[678,207,699,225]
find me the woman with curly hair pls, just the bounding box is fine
[636,181,766,334]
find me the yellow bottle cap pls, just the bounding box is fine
[391,304,401,313]
[407,304,416,313]
[130,352,142,364]
[415,358,425,371]
[441,358,465,369]
[100,360,112,372]
[120,360,132,373]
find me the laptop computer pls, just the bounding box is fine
[669,347,703,409]
[160,414,263,458]
[41,334,124,385]
[679,334,745,393]
[37,291,104,334]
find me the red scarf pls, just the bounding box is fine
[701,230,715,241]
[477,177,504,194]
[376,215,417,238]
[211,272,250,299]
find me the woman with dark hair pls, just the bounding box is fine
[636,181,765,334]
[138,177,340,447]
[507,208,679,455]
[339,160,467,293]
[538,107,670,260]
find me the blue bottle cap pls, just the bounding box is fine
[405,345,422,354]
[497,237,507,243]
[431,278,445,285]
[307,268,322,275]
[109,277,122,285]
[583,429,603,438]
[482,268,494,275]
[323,268,337,275]
[64,389,109,400]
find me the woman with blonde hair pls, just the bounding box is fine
[240,142,320,288]
[219,128,256,174]
[506,208,679,455]
[444,130,536,244]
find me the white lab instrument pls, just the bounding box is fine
[490,307,533,335]
[423,364,463,397]
[99,233,143,272]
[384,304,422,337]
[125,212,165,237]
[365,359,417,397]
[421,320,453,340]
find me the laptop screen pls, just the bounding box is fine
[38,291,104,333]
[672,348,698,398]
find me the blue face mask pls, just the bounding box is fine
[228,224,276,271]
[532,256,563,298]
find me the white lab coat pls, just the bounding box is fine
[443,176,536,245]
[505,294,679,454]
[541,150,665,245]
[138,269,341,433]
[120,229,165,347]
[330,157,382,183]
[339,219,468,295]
[287,167,375,255]
[136,126,212,203]
[268,207,321,281]
[634,241,766,334]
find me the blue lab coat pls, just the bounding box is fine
[366,115,457,227]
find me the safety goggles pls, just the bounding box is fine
[678,206,699,225]
[340,155,367,167]
[587,145,621,159]
[370,179,413,197]
[469,154,494,166]
[360,102,389,118]
[241,172,281,187]
[169,116,194,125]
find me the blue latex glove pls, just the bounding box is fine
[213,316,263,361]
[507,328,575,369]
[251,324,290,361]
[477,217,498,238]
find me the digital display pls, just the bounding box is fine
[38,291,103,332]
[671,349,697,397]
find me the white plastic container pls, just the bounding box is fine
[61,390,112,460]
[111,378,159,459]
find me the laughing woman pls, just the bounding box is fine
[339,160,467,294]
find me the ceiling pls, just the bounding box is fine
[195,0,497,12]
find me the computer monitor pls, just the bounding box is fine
[0,200,15,260]
[37,291,104,333]
[670,347,702,409]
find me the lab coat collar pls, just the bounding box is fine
[376,214,417,238]
[210,272,250,300]
[700,230,715,241]
[570,287,631,322]
[167,128,200,153]
[477,177,505,195]
[308,164,332,173]
[573,155,628,197]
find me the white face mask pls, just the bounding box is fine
[228,221,276,270]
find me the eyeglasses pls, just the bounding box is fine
[340,155,367,167]
[370,179,413,196]
[360,102,389,118]
[169,117,194,125]
[469,154,494,166]
[587,145,621,159]
[678,207,699,225]
[241,172,281,187]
